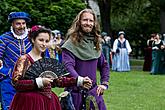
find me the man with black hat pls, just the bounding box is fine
[0,12,32,110]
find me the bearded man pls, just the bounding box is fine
[62,9,110,110]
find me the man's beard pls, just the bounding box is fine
[14,28,26,36]
[80,24,93,34]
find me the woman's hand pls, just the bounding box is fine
[82,76,92,90]
[42,77,53,87]
[36,77,53,88]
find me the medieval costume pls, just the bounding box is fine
[0,12,32,110]
[112,31,132,72]
[101,32,112,67]
[151,39,165,74]
[143,39,154,71]
[9,54,77,110]
[62,36,110,110]
[46,30,63,63]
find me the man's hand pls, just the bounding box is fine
[96,85,107,96]
[0,60,3,69]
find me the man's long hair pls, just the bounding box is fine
[65,9,101,51]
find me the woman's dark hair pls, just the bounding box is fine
[28,25,52,57]
[28,25,51,47]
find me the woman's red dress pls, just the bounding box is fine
[9,54,76,110]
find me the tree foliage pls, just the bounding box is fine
[92,0,160,46]
[95,0,161,57]
[0,0,164,57]
[0,0,86,34]
[111,0,160,39]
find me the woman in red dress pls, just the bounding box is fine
[143,34,155,71]
[9,25,92,110]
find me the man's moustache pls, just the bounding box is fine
[17,28,25,30]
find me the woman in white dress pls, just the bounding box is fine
[112,31,132,72]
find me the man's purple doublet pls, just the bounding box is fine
[62,37,110,110]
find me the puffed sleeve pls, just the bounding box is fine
[126,40,132,53]
[112,39,118,52]
[0,35,11,76]
[12,55,37,91]
[0,35,6,59]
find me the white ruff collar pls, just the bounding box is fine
[10,26,28,39]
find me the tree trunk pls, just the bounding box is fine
[160,3,165,34]
[98,0,111,36]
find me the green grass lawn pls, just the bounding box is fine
[106,71,165,110]
[53,70,165,110]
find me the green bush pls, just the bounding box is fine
[0,0,86,34]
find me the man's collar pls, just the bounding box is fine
[10,26,28,39]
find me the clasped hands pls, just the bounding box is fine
[39,76,93,89]
[81,76,92,90]
[37,76,106,96]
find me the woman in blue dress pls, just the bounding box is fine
[112,31,132,72]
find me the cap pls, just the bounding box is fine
[118,31,125,36]
[101,32,107,37]
[8,12,31,23]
